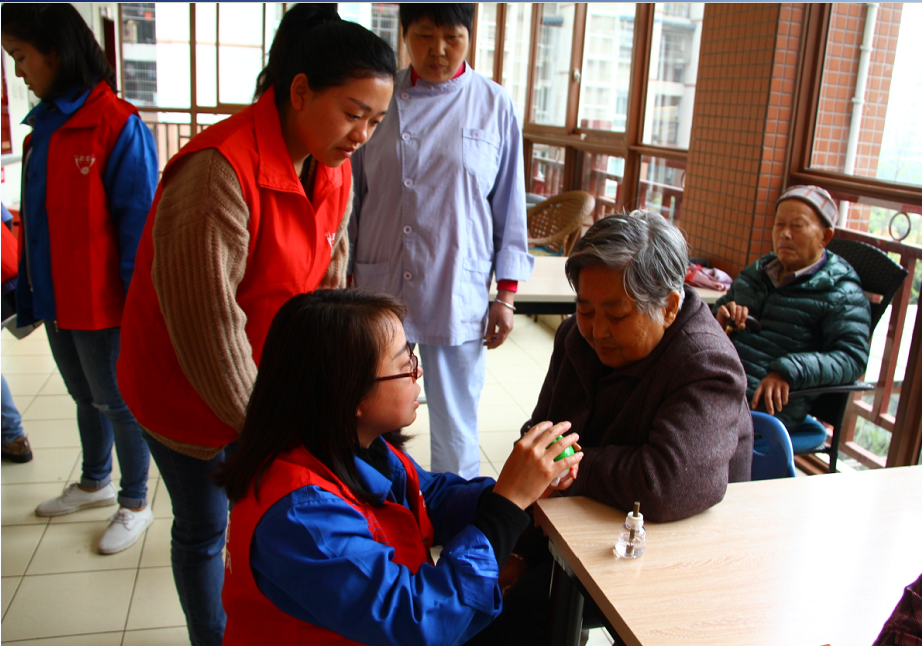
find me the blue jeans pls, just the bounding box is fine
[145,432,236,646]
[45,324,149,508]
[1,374,25,443]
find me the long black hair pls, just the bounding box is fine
[254,3,397,110]
[218,289,411,505]
[1,3,117,101]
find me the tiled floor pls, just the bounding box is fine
[1,316,615,645]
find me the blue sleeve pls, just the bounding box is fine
[413,456,495,545]
[251,486,502,646]
[102,113,159,293]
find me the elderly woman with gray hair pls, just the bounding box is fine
[523,211,753,523]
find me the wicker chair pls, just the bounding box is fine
[527,191,596,256]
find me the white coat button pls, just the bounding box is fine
[402,133,410,141]
[403,272,412,280]
[403,225,412,234]
[404,179,413,187]
[401,92,410,99]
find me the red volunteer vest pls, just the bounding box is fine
[222,444,436,646]
[117,87,350,447]
[23,82,137,329]
[2,225,17,283]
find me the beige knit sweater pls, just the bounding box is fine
[145,148,351,459]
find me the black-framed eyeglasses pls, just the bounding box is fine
[376,343,419,382]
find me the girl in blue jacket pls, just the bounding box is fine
[218,289,581,646]
[1,4,158,554]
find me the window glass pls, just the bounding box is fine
[578,151,625,220]
[341,2,400,55]
[195,3,218,107]
[501,3,533,121]
[639,155,686,221]
[578,3,636,132]
[475,3,498,80]
[642,3,703,147]
[217,3,264,105]
[529,144,567,196]
[532,4,575,126]
[121,2,191,108]
[811,3,922,188]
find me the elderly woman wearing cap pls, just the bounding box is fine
[714,185,871,444]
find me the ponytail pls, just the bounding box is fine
[254,3,396,109]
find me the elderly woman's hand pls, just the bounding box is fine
[493,421,582,510]
[484,290,515,349]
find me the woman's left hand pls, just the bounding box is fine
[484,290,515,349]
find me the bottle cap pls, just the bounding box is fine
[624,511,643,529]
[625,501,643,528]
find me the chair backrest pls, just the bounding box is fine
[751,411,796,480]
[826,238,909,333]
[527,191,596,255]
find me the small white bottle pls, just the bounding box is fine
[614,501,645,559]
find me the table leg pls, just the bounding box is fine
[548,541,586,646]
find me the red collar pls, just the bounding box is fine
[410,62,466,86]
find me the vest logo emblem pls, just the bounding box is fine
[326,232,336,250]
[74,155,96,175]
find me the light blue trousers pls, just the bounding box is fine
[418,340,485,479]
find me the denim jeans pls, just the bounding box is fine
[1,374,25,443]
[45,324,149,508]
[144,431,236,646]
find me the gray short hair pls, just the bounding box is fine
[565,211,688,322]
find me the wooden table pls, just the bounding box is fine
[492,256,724,316]
[535,466,922,646]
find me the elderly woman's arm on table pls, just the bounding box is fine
[530,347,749,523]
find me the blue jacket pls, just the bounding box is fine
[247,438,502,645]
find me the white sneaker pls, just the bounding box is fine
[35,483,117,517]
[98,507,154,554]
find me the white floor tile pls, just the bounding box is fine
[1,569,137,640]
[1,447,80,485]
[138,518,172,569]
[122,626,192,646]
[22,394,77,421]
[37,372,70,396]
[126,566,187,631]
[1,524,46,576]
[17,418,81,449]
[3,372,51,398]
[2,575,22,617]
[0,634,124,646]
[1,482,59,526]
[26,519,144,574]
[0,354,60,375]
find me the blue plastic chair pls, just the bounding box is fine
[751,411,796,480]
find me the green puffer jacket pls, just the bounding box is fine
[713,251,871,430]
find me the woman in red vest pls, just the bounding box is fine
[217,289,582,645]
[116,6,395,645]
[2,4,158,553]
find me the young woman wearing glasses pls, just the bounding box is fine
[217,289,582,645]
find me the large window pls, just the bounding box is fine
[532,4,576,127]
[643,3,704,148]
[578,4,636,132]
